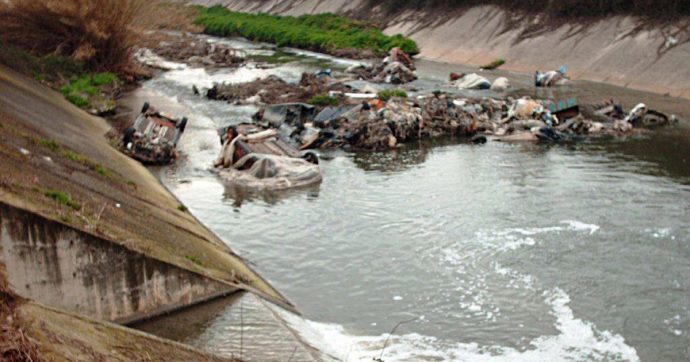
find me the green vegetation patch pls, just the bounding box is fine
[60,73,118,108]
[0,42,83,83]
[185,255,203,266]
[45,190,81,211]
[307,94,339,106]
[194,6,419,56]
[377,89,408,101]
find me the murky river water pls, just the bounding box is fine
[128,36,690,361]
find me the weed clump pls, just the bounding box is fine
[194,6,419,56]
[60,73,118,108]
[45,190,81,211]
[377,89,408,101]
[185,255,202,266]
[38,138,60,152]
[307,94,339,106]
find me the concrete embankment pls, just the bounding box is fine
[204,0,690,99]
[0,64,314,359]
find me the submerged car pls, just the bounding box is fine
[120,102,187,164]
[213,123,321,190]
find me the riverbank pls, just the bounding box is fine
[211,0,690,99]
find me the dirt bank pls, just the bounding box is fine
[203,0,690,99]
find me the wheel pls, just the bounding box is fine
[141,102,150,113]
[177,117,188,133]
[301,151,319,165]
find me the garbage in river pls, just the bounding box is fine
[249,92,677,150]
[212,124,322,190]
[136,33,245,69]
[119,102,187,164]
[345,47,417,84]
[206,72,352,105]
[450,73,491,90]
[535,66,570,87]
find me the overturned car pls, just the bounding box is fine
[120,102,188,165]
[212,123,321,190]
[119,103,187,165]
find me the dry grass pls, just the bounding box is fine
[0,0,199,73]
[0,0,146,72]
[0,262,44,362]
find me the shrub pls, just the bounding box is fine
[377,89,408,101]
[194,6,419,56]
[0,0,147,72]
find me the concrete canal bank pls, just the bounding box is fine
[0,64,314,359]
[205,0,690,99]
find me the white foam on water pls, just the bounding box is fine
[282,47,371,67]
[271,220,638,361]
[160,65,304,89]
[273,287,638,361]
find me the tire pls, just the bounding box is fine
[141,102,150,113]
[177,117,188,133]
[301,151,319,165]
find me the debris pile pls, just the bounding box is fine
[448,73,511,91]
[345,47,417,84]
[251,93,677,151]
[535,66,570,87]
[206,72,351,105]
[136,34,245,69]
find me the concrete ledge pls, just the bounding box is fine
[0,201,238,324]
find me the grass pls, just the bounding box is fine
[377,89,408,101]
[38,139,60,152]
[194,6,419,56]
[307,94,339,106]
[45,190,82,211]
[59,73,118,108]
[481,58,505,70]
[36,140,113,179]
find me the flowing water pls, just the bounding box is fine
[127,36,690,361]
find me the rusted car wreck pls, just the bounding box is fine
[120,102,188,164]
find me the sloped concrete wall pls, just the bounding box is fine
[202,0,690,99]
[0,202,236,324]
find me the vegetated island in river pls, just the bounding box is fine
[193,5,419,58]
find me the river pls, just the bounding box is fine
[127,36,690,361]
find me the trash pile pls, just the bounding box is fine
[206,72,352,105]
[449,73,511,91]
[345,47,417,84]
[250,93,677,151]
[136,33,245,69]
[535,66,570,87]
